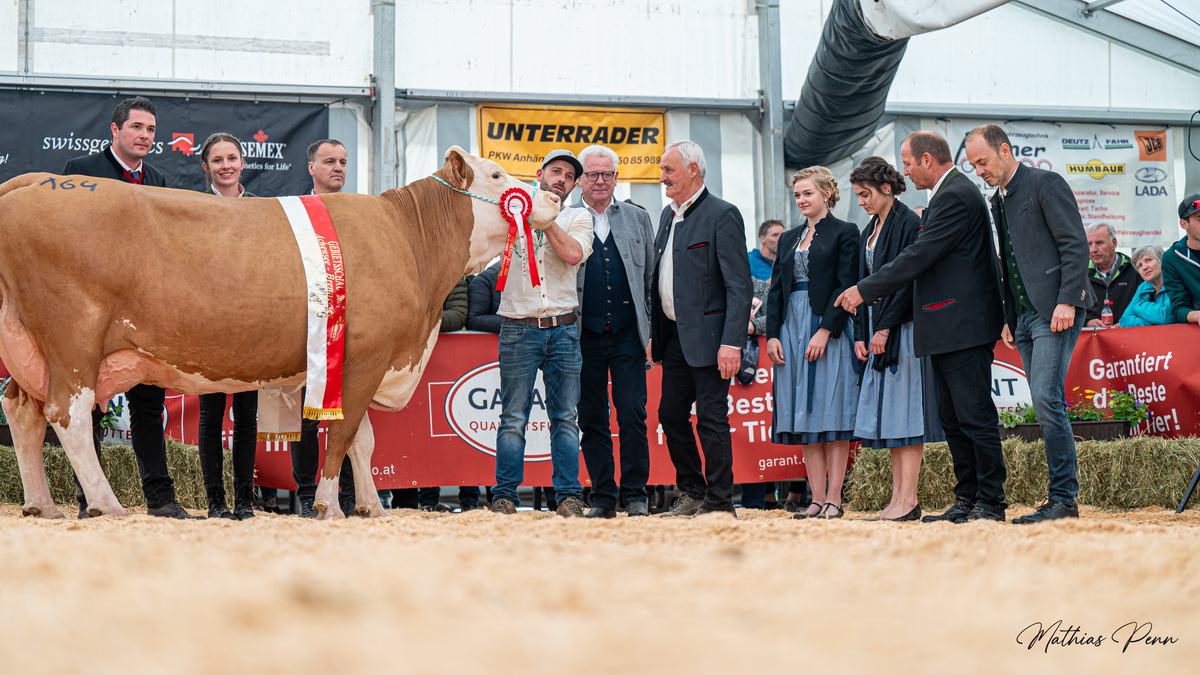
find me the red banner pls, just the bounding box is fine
[10,324,1193,490]
[991,324,1200,437]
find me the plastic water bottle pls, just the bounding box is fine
[1101,300,1113,328]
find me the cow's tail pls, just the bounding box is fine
[0,173,50,200]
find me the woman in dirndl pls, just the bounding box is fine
[849,156,944,522]
[766,166,861,519]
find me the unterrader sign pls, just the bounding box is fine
[477,105,666,183]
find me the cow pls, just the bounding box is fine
[0,146,560,519]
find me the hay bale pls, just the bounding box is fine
[848,436,1200,511]
[0,439,229,510]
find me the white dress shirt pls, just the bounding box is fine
[499,205,594,319]
[929,165,956,196]
[585,196,614,242]
[657,184,706,322]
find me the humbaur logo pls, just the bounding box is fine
[991,360,1031,410]
[1067,160,1125,180]
[444,362,553,460]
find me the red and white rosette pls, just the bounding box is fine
[495,187,540,291]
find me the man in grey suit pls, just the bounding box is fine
[966,124,1090,524]
[651,140,753,517]
[573,145,656,518]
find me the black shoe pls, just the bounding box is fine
[585,507,617,519]
[879,504,922,522]
[1013,499,1079,524]
[339,497,357,517]
[147,502,206,520]
[208,505,237,520]
[78,506,92,520]
[661,493,704,518]
[695,503,738,518]
[921,498,974,523]
[297,497,317,519]
[232,484,256,520]
[626,501,650,517]
[965,503,1006,522]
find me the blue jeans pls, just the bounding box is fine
[493,321,583,505]
[1014,309,1083,503]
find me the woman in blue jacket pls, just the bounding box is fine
[1120,245,1172,327]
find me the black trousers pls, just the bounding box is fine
[198,391,258,497]
[657,321,735,508]
[78,384,176,509]
[579,324,650,510]
[290,416,354,504]
[930,344,1007,508]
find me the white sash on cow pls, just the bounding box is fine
[256,195,346,441]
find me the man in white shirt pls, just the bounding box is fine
[490,149,594,517]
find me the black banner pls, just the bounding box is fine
[0,90,329,196]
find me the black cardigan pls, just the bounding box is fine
[765,213,860,340]
[853,200,922,369]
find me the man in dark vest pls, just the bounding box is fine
[62,96,201,519]
[573,144,656,518]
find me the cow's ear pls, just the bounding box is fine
[444,146,474,190]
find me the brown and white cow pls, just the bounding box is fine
[0,146,558,519]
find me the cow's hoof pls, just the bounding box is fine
[87,505,128,518]
[21,504,65,519]
[313,501,344,520]
[355,505,388,519]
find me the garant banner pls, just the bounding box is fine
[478,104,666,183]
[990,325,1200,437]
[939,119,1181,250]
[0,90,328,196]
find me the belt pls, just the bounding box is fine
[791,281,809,292]
[503,313,578,328]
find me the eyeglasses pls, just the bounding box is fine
[583,171,617,182]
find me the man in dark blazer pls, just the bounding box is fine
[837,131,1006,523]
[966,124,1090,524]
[573,144,656,519]
[651,140,753,517]
[62,96,199,519]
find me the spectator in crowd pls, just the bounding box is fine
[766,166,860,520]
[1163,194,1200,325]
[1120,245,1171,327]
[467,261,503,332]
[290,139,355,518]
[849,156,943,522]
[838,131,1006,525]
[966,124,1089,524]
[195,132,259,520]
[1084,223,1137,327]
[652,140,753,518]
[62,96,201,520]
[749,219,785,281]
[573,144,655,519]
[415,277,483,513]
[490,150,593,517]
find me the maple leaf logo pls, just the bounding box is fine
[253,129,269,143]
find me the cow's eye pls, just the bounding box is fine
[492,172,500,179]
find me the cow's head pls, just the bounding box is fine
[440,146,560,273]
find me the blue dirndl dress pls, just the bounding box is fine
[771,249,860,445]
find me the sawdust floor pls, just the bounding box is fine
[1,502,1197,674]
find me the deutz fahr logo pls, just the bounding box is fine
[444,362,554,460]
[1067,160,1125,180]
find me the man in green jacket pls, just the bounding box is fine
[1162,194,1200,324]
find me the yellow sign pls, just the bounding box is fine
[478,105,666,183]
[1067,160,1126,180]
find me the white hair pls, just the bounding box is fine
[1086,222,1116,239]
[1131,244,1163,263]
[667,139,707,178]
[577,144,619,172]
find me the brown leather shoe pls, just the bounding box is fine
[490,498,517,515]
[661,493,704,517]
[556,496,585,517]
